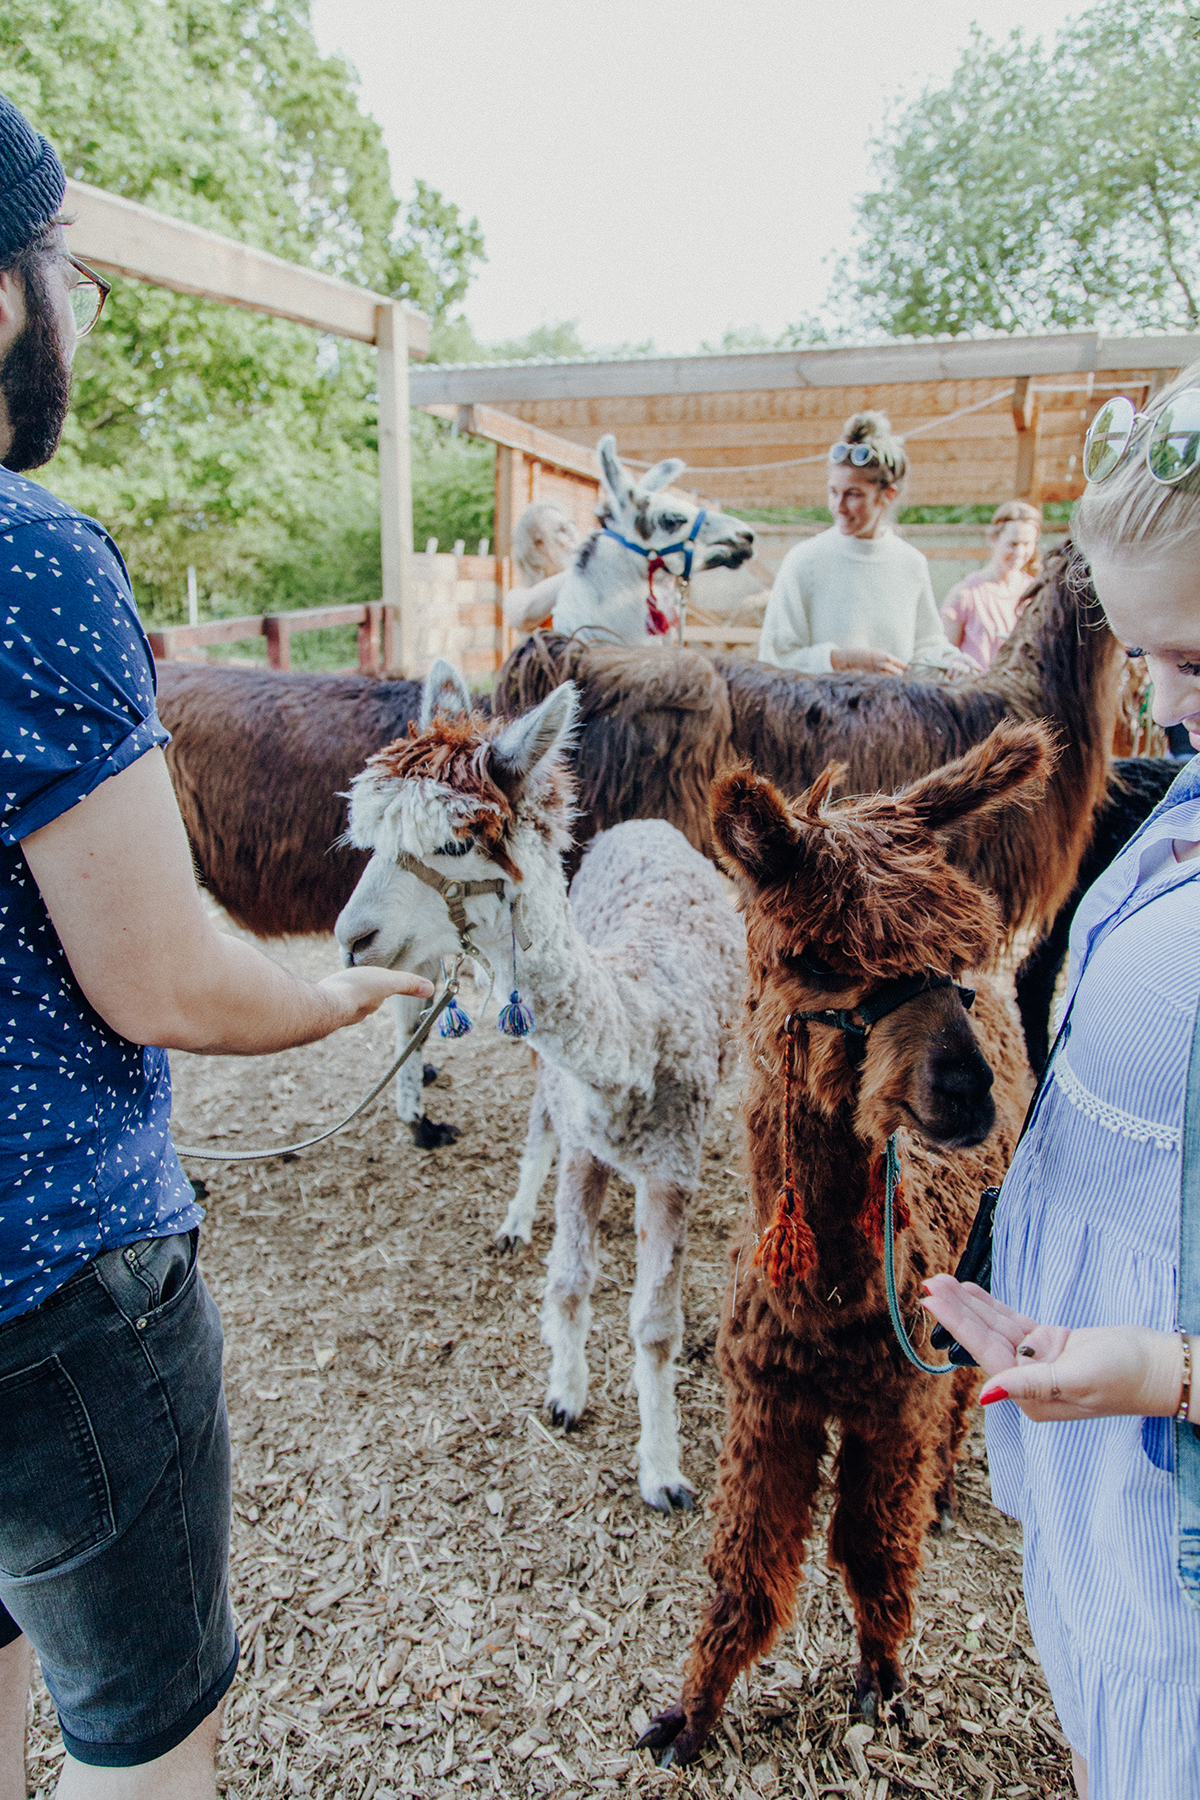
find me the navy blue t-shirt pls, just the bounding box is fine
[0,468,200,1323]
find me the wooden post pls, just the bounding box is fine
[1012,377,1040,500]
[264,615,290,670]
[494,446,516,560]
[380,604,397,672]
[377,301,414,673]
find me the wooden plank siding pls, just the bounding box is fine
[412,337,1199,511]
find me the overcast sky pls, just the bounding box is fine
[309,0,1090,356]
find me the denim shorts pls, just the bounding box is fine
[0,1230,238,1766]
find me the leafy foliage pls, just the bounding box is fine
[0,0,484,623]
[841,0,1200,338]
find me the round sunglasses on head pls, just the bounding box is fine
[1083,389,1200,486]
[829,440,896,472]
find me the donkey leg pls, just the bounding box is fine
[828,1424,942,1725]
[387,988,459,1149]
[496,1079,556,1252]
[542,1148,610,1428]
[629,1176,693,1512]
[641,1395,827,1765]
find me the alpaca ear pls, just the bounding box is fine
[901,720,1055,833]
[639,457,687,495]
[598,434,633,517]
[420,658,472,728]
[491,682,578,786]
[711,767,799,887]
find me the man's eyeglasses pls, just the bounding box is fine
[1083,390,1200,487]
[65,255,110,338]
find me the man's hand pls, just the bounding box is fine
[922,1276,1186,1422]
[829,646,907,675]
[21,747,433,1054]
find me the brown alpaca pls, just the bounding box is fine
[640,722,1046,1766]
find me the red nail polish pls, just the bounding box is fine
[980,1387,1008,1405]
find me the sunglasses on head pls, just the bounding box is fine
[1083,389,1200,487]
[829,441,896,473]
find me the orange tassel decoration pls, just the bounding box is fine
[858,1149,910,1254]
[754,1018,818,1287]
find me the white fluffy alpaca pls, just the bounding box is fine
[551,436,754,645]
[335,661,744,1511]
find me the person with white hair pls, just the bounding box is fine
[501,500,580,630]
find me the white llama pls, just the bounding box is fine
[334,661,744,1511]
[550,436,754,645]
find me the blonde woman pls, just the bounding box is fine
[941,500,1043,670]
[924,366,1200,1800]
[757,411,969,676]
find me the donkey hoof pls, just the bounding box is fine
[859,1689,879,1727]
[934,1506,955,1537]
[410,1116,461,1150]
[890,1692,912,1726]
[547,1403,579,1431]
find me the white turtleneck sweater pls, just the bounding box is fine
[757,527,961,675]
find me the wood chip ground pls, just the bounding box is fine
[23,924,1074,1799]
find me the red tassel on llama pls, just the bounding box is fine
[754,1018,817,1286]
[857,1149,912,1255]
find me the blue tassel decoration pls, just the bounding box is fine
[438,994,473,1039]
[497,990,535,1038]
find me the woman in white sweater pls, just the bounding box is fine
[758,411,968,676]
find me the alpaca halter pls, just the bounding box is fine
[394,850,533,959]
[792,968,975,1068]
[601,511,706,643]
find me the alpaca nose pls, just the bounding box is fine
[930,1047,994,1104]
[346,928,379,963]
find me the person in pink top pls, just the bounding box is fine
[941,499,1043,670]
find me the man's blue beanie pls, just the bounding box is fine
[0,92,66,264]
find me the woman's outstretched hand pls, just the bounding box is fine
[921,1276,1186,1423]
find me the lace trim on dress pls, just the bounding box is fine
[1055,1053,1181,1151]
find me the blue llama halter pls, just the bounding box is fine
[497,907,535,1039]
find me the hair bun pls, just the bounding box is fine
[842,410,893,444]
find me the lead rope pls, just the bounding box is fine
[173,959,467,1163]
[882,1132,956,1375]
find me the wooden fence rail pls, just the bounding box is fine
[148,601,396,672]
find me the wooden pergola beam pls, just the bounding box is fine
[64,179,429,353]
[62,179,427,670]
[410,330,1200,405]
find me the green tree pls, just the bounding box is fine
[0,0,484,624]
[841,0,1200,338]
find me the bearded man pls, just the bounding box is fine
[0,94,432,1799]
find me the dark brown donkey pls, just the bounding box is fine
[641,721,1046,1764]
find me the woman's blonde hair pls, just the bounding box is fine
[987,499,1042,577]
[1073,359,1200,566]
[830,410,908,489]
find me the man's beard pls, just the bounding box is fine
[0,258,72,473]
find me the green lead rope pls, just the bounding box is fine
[882,1132,957,1376]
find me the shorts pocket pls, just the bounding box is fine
[0,1355,114,1579]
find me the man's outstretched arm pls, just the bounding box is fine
[21,747,431,1055]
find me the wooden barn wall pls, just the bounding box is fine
[494,368,1173,511]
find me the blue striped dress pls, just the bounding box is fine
[987,761,1200,1797]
